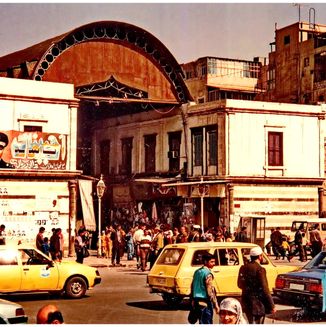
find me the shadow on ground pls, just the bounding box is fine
[127,299,190,311]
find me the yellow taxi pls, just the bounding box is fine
[147,242,299,305]
[0,244,101,299]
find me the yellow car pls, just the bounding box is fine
[147,242,299,305]
[0,244,101,299]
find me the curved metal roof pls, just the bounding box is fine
[0,21,192,103]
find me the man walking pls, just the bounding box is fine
[310,224,322,258]
[237,246,276,324]
[190,252,219,324]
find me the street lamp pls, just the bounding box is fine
[96,174,106,257]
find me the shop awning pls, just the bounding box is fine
[78,179,96,231]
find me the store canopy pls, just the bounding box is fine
[78,179,96,231]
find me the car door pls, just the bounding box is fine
[212,246,242,296]
[0,249,21,291]
[20,249,59,291]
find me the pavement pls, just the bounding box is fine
[64,249,307,269]
[64,249,135,268]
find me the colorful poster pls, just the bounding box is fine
[0,130,67,170]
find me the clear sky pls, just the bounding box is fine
[0,2,325,64]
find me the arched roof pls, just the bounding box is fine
[0,21,192,103]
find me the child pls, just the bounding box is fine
[42,237,50,257]
[279,235,290,260]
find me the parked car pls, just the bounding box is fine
[147,242,299,305]
[0,244,101,299]
[274,250,326,311]
[0,298,28,324]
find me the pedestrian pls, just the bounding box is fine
[288,226,307,262]
[189,252,219,324]
[110,224,124,266]
[219,297,247,324]
[36,304,64,324]
[75,229,86,264]
[50,228,61,262]
[237,246,276,324]
[310,224,322,258]
[0,224,6,245]
[149,225,164,269]
[58,228,64,259]
[188,225,201,242]
[279,235,290,260]
[41,237,50,257]
[133,224,145,269]
[235,226,248,242]
[176,225,188,243]
[36,226,45,251]
[139,229,152,271]
[270,227,282,259]
[125,228,135,260]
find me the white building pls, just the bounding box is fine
[0,77,86,252]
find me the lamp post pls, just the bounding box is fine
[96,174,106,257]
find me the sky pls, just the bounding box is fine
[0,2,326,64]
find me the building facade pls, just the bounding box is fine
[256,21,326,104]
[0,77,81,252]
[181,56,264,104]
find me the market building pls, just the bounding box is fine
[0,20,325,242]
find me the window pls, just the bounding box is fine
[267,68,275,90]
[207,128,217,165]
[268,132,283,166]
[24,125,42,132]
[121,137,133,175]
[157,248,185,265]
[192,129,203,167]
[214,248,239,266]
[314,53,326,83]
[284,35,290,45]
[192,126,218,174]
[191,250,211,266]
[144,134,156,173]
[304,57,310,67]
[168,132,181,173]
[100,140,110,176]
[201,65,207,76]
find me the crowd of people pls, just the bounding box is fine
[265,224,324,262]
[36,226,64,262]
[98,223,243,271]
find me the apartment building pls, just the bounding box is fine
[181,56,264,104]
[256,21,326,104]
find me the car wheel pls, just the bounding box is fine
[162,293,183,306]
[65,276,87,299]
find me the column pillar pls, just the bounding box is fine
[68,180,77,257]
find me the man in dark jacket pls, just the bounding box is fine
[237,246,276,324]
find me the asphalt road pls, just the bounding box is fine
[2,254,326,324]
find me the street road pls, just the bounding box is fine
[2,258,326,324]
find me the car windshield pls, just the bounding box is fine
[304,251,326,269]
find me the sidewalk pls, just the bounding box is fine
[65,249,306,269]
[64,249,136,268]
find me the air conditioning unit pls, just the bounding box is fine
[168,150,179,159]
